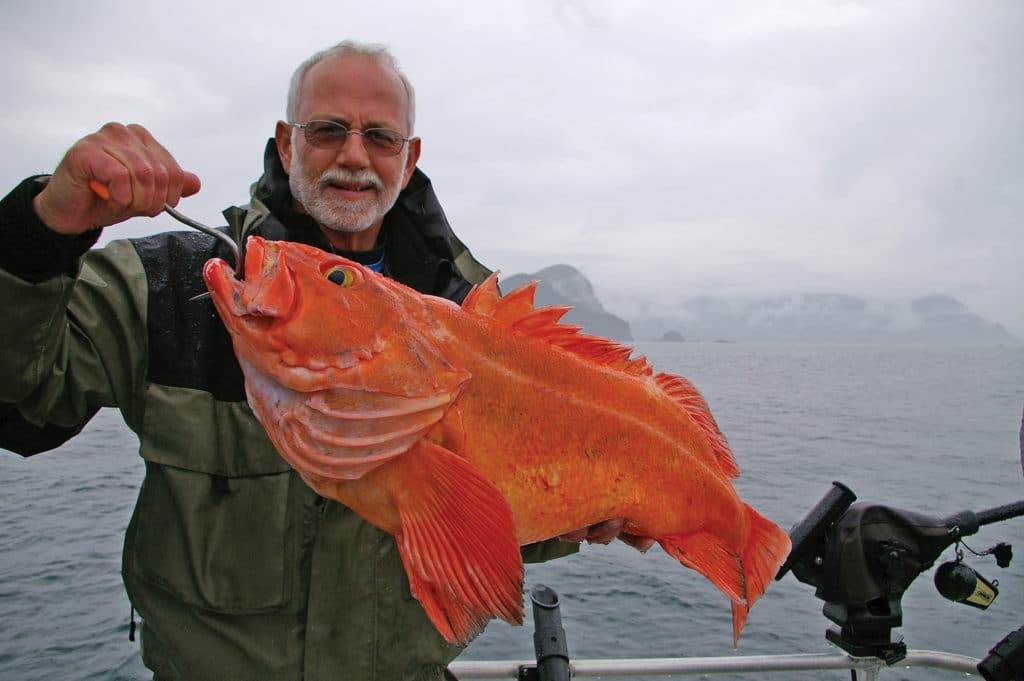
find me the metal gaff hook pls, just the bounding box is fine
[87,179,243,278]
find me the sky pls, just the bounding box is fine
[2,1,1022,336]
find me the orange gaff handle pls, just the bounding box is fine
[88,179,111,201]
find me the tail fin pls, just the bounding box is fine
[658,503,791,647]
[730,503,791,644]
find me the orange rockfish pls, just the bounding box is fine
[202,236,791,646]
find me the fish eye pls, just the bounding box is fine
[324,266,355,287]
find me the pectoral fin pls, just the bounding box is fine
[392,438,524,645]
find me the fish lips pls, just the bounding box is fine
[203,237,299,324]
[203,256,249,320]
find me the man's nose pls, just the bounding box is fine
[333,132,371,167]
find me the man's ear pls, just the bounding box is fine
[275,121,294,175]
[401,137,422,189]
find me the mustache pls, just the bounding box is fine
[318,169,385,192]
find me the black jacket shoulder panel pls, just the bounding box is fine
[131,230,246,402]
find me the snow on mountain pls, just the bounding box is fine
[500,265,1017,346]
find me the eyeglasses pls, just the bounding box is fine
[287,120,411,157]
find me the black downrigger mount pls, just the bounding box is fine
[776,481,1024,668]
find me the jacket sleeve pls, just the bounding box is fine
[0,402,99,456]
[0,177,150,454]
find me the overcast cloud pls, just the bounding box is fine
[2,1,1021,335]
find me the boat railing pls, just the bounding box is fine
[450,649,980,679]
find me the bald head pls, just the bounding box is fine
[286,40,416,133]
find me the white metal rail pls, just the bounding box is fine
[450,649,981,679]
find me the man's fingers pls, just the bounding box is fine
[38,122,202,234]
[92,127,169,215]
[619,532,657,552]
[559,528,589,543]
[76,123,200,214]
[126,123,181,213]
[558,518,627,545]
[181,171,202,198]
[585,518,626,545]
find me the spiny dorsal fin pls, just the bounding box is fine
[461,272,502,316]
[655,372,739,478]
[464,277,735,475]
[491,280,541,324]
[464,277,653,377]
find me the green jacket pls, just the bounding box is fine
[0,145,575,681]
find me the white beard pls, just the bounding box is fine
[288,150,406,233]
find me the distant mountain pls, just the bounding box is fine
[630,292,1018,345]
[500,265,633,340]
[658,330,687,342]
[498,265,1016,345]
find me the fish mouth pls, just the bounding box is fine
[202,256,245,314]
[202,238,298,325]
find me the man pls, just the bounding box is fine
[0,41,621,680]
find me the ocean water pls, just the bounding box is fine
[1,343,1022,680]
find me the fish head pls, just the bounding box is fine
[202,235,465,396]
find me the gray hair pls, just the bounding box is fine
[286,40,416,134]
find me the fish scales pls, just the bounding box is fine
[429,315,743,544]
[203,236,791,647]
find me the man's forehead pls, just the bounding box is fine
[299,53,408,112]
